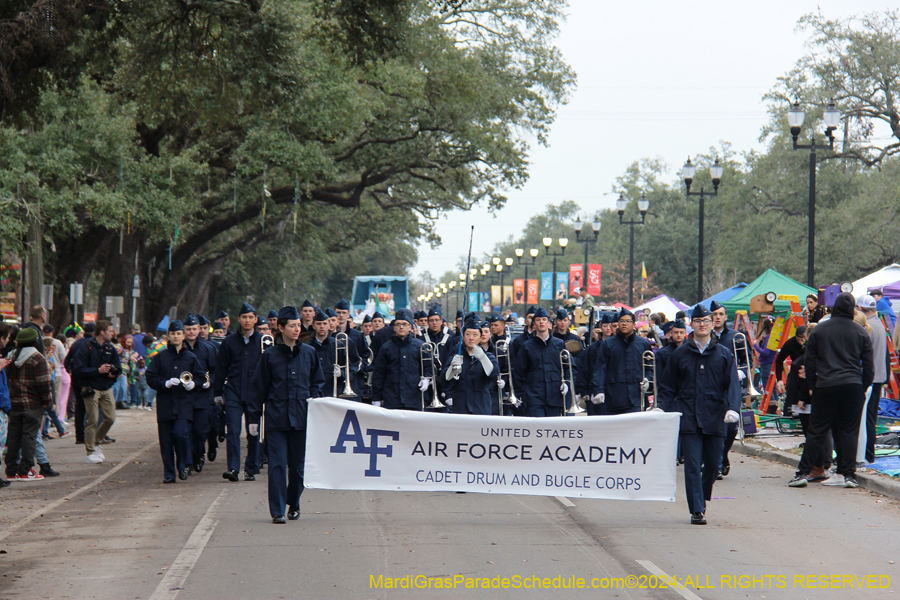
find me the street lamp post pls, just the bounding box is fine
[515,248,539,309]
[573,217,601,293]
[787,99,841,287]
[542,237,568,309]
[616,193,649,307]
[682,157,724,303]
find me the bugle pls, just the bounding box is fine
[334,332,358,399]
[420,342,445,410]
[179,371,193,386]
[641,350,656,411]
[261,334,275,352]
[732,332,762,398]
[560,349,584,414]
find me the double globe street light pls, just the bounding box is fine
[616,193,649,307]
[573,217,601,295]
[542,237,568,308]
[682,157,724,303]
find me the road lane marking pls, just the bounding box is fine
[0,441,155,544]
[149,488,227,600]
[555,495,576,507]
[636,560,703,600]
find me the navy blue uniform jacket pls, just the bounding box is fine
[185,338,218,409]
[592,333,652,411]
[371,334,431,409]
[440,350,500,415]
[513,333,570,409]
[657,335,741,436]
[214,330,263,404]
[250,342,325,430]
[305,335,360,394]
[145,345,204,422]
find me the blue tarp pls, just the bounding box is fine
[691,282,748,311]
[156,315,170,332]
[879,398,900,420]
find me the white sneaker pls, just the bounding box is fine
[86,452,103,464]
[94,446,105,458]
[822,473,845,486]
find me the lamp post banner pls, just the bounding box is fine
[305,398,679,502]
[527,279,539,305]
[540,272,553,300]
[569,264,583,294]
[588,264,602,296]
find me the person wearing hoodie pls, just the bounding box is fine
[789,292,874,489]
[3,327,53,481]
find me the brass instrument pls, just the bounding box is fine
[261,334,275,352]
[420,342,445,410]
[179,371,193,385]
[204,372,211,388]
[334,332,358,399]
[565,339,583,356]
[299,330,314,344]
[732,332,762,398]
[560,349,584,414]
[641,350,656,411]
[494,339,521,413]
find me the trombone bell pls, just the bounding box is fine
[732,332,762,398]
[560,349,584,414]
[334,333,358,399]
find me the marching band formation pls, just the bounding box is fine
[150,298,747,525]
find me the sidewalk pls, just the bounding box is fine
[731,436,900,501]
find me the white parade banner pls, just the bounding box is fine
[305,398,679,502]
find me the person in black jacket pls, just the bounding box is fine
[73,320,121,463]
[590,308,651,415]
[513,307,572,417]
[64,322,94,444]
[371,309,431,410]
[183,314,218,472]
[251,306,324,523]
[441,319,500,415]
[789,293,874,489]
[657,305,741,525]
[145,320,204,483]
[305,310,359,398]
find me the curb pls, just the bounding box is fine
[731,439,900,501]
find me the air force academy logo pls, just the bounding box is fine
[329,410,400,477]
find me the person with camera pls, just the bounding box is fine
[73,320,121,464]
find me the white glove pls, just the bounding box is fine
[215,396,224,406]
[724,410,740,423]
[202,380,210,389]
[446,397,453,406]
[333,365,342,377]
[165,377,180,388]
[471,345,494,375]
[560,383,568,396]
[640,378,650,392]
[591,393,605,405]
[446,355,463,380]
[372,400,382,407]
[183,380,195,390]
[650,407,664,412]
[497,378,506,390]
[418,377,431,391]
[737,370,746,381]
[248,424,259,437]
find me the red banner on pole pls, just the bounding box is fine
[569,264,583,294]
[514,279,525,305]
[587,264,602,296]
[526,279,539,305]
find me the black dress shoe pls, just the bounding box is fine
[272,515,286,524]
[179,467,190,481]
[716,471,723,481]
[163,478,176,484]
[0,478,10,488]
[193,462,203,473]
[217,434,226,443]
[223,469,239,482]
[244,471,255,481]
[721,463,731,477]
[207,448,217,462]
[288,507,300,520]
[690,512,707,525]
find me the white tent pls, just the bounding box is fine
[851,264,900,295]
[633,294,689,320]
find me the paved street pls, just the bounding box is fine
[1,410,897,599]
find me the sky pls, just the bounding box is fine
[411,0,894,283]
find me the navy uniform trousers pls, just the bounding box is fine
[266,428,306,518]
[680,431,724,515]
[158,419,192,480]
[191,405,212,465]
[225,399,259,474]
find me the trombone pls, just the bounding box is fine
[334,332,358,399]
[261,334,275,352]
[560,349,584,414]
[494,339,521,413]
[641,350,656,411]
[732,332,762,398]
[420,342,445,410]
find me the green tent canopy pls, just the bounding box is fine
[722,269,817,319]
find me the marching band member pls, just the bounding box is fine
[145,320,204,483]
[324,308,339,334]
[657,304,741,525]
[512,307,571,418]
[197,315,212,341]
[257,316,272,337]
[215,310,231,336]
[334,298,370,393]
[250,306,325,524]
[214,302,263,482]
[414,311,429,338]
[710,300,741,479]
[368,312,394,359]
[441,319,500,415]
[360,314,374,344]
[371,309,432,410]
[589,307,651,415]
[183,314,218,472]
[305,310,359,397]
[508,306,536,366]
[371,311,385,332]
[655,319,687,464]
[424,307,453,367]
[266,310,279,333]
[300,299,316,334]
